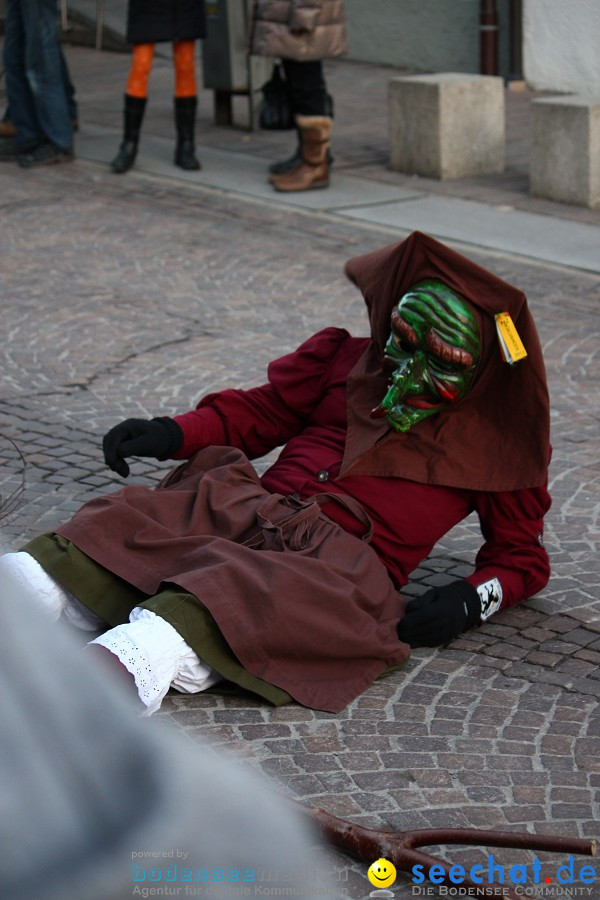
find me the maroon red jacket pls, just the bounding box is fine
[172,327,551,611]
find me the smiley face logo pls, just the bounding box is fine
[367,858,397,889]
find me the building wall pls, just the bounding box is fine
[343,0,513,80]
[523,0,600,95]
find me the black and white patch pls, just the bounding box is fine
[477,577,503,620]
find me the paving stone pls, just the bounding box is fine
[410,769,455,787]
[551,803,595,820]
[569,678,600,696]
[557,658,598,677]
[238,724,293,740]
[575,648,600,665]
[509,710,548,729]
[537,639,583,656]
[502,804,548,823]
[550,787,593,802]
[520,626,558,642]
[511,771,550,786]
[312,769,359,798]
[259,757,302,778]
[350,770,411,792]
[544,615,586,634]
[512,786,547,805]
[501,725,540,742]
[563,627,600,646]
[484,643,531,661]
[465,785,508,803]
[378,752,437,770]
[429,719,464,736]
[553,701,592,721]
[472,655,512,670]
[524,650,564,668]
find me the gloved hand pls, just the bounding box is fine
[102,417,183,477]
[397,581,481,647]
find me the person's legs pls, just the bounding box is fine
[13,523,291,716]
[111,43,153,174]
[125,41,154,99]
[269,60,333,190]
[1,37,76,144]
[2,541,217,714]
[282,59,329,117]
[1,0,43,154]
[173,40,200,170]
[269,59,330,177]
[18,0,73,151]
[173,39,197,98]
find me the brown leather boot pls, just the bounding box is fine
[269,115,332,192]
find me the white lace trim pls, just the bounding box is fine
[90,608,220,715]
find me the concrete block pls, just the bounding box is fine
[530,95,600,209]
[388,73,505,180]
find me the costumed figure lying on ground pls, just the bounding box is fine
[1,232,552,716]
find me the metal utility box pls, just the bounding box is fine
[202,0,272,129]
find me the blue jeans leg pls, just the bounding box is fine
[2,47,76,125]
[3,0,42,146]
[3,0,73,150]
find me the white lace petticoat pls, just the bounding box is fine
[91,608,221,715]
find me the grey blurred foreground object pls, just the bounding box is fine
[0,564,321,900]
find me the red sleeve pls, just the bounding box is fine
[466,480,552,615]
[171,327,350,459]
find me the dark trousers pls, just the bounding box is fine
[281,59,330,117]
[3,0,74,149]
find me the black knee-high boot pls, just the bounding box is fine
[174,96,201,170]
[111,94,146,174]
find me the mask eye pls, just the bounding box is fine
[392,334,413,354]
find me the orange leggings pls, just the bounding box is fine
[126,40,197,99]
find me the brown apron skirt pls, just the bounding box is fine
[25,447,409,713]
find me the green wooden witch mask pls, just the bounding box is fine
[373,280,481,432]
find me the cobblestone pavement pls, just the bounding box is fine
[1,46,599,900]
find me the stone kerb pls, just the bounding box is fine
[388,72,505,180]
[530,94,600,209]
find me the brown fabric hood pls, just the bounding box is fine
[340,232,550,492]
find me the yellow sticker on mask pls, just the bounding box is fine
[495,312,527,364]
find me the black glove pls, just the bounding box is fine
[397,581,481,647]
[102,417,184,477]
